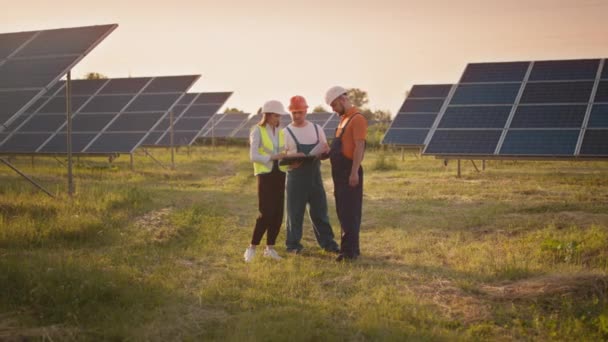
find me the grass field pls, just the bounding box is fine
[1,146,608,340]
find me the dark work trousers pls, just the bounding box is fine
[251,162,286,245]
[329,115,363,258]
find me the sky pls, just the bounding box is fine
[1,0,608,116]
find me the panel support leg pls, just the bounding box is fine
[1,158,54,198]
[457,159,461,178]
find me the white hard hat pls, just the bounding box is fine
[325,86,348,106]
[262,100,289,115]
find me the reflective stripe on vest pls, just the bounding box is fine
[253,125,287,175]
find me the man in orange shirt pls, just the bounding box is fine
[325,86,368,261]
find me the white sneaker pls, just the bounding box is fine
[244,247,256,263]
[263,248,282,260]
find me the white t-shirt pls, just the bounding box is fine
[283,121,327,155]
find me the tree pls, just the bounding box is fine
[83,72,107,80]
[224,107,245,114]
[312,105,328,113]
[347,88,369,108]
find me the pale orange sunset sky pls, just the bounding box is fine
[1,0,607,116]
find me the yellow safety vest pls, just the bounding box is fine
[253,125,287,175]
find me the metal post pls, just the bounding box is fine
[401,147,405,161]
[482,160,486,171]
[130,153,134,171]
[470,160,480,173]
[170,110,175,170]
[66,71,74,197]
[457,159,461,178]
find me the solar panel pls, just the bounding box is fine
[382,84,454,146]
[0,75,199,154]
[0,24,117,129]
[324,114,340,138]
[202,113,249,138]
[145,92,232,146]
[424,58,608,158]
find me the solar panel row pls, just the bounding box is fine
[423,58,608,157]
[0,76,199,154]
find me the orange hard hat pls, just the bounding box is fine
[289,95,308,112]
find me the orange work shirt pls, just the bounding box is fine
[335,107,368,160]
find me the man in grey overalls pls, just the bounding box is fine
[283,95,340,254]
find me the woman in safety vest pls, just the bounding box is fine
[244,100,290,262]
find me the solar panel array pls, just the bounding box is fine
[0,75,199,154]
[143,92,232,146]
[0,24,117,130]
[232,113,262,139]
[201,113,250,138]
[424,58,608,157]
[382,84,454,146]
[230,112,337,140]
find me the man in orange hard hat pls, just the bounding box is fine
[282,95,339,254]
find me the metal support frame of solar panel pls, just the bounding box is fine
[0,24,117,130]
[0,75,200,155]
[382,84,454,147]
[201,112,250,138]
[143,92,233,146]
[423,58,608,159]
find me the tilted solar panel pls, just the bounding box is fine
[424,58,608,158]
[0,24,117,129]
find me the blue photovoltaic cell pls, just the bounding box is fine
[520,81,594,103]
[0,56,75,88]
[0,90,39,121]
[500,130,579,155]
[425,130,502,154]
[14,25,115,58]
[85,133,147,153]
[460,62,529,83]
[0,31,36,59]
[37,96,88,114]
[178,94,197,105]
[588,104,608,128]
[99,78,149,94]
[173,118,207,131]
[439,106,511,128]
[409,84,452,98]
[450,83,521,105]
[391,114,436,128]
[142,132,163,145]
[3,114,28,131]
[39,133,98,153]
[382,129,429,145]
[66,114,114,132]
[125,94,180,112]
[399,99,444,113]
[68,79,108,95]
[143,76,199,93]
[170,104,188,116]
[80,95,132,113]
[510,105,588,128]
[595,81,608,102]
[580,129,608,156]
[106,112,165,132]
[19,114,65,132]
[194,92,232,104]
[0,133,52,153]
[528,59,600,81]
[602,65,608,80]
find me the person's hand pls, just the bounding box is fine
[319,142,330,154]
[349,172,359,187]
[270,152,285,161]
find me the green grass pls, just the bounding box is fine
[1,146,607,340]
